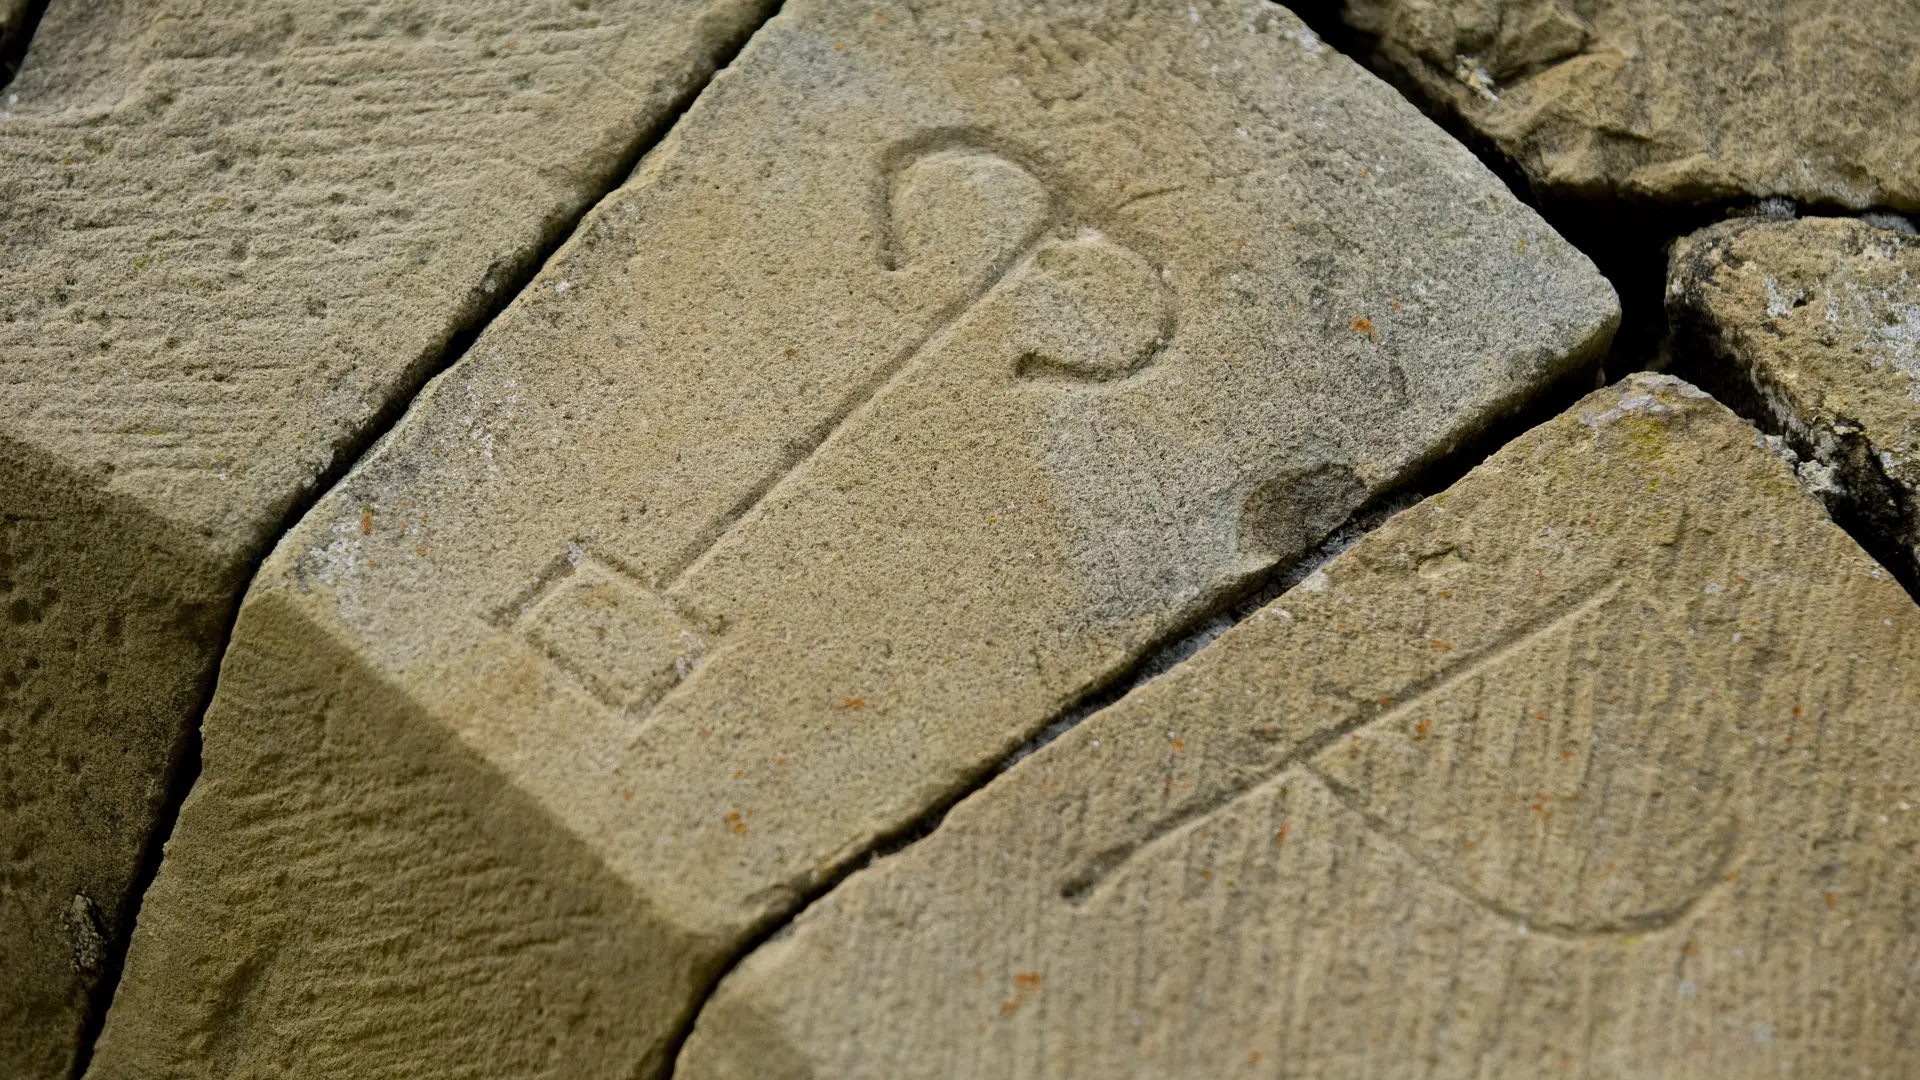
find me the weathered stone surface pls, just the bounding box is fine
[93,0,1616,1074]
[0,2,771,1076]
[1335,0,1920,210]
[678,373,1920,1079]
[1670,215,1920,586]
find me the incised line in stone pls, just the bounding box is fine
[1059,573,1633,907]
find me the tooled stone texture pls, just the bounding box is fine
[0,2,772,1077]
[1669,215,1920,582]
[677,374,1920,1079]
[1338,0,1920,209]
[92,0,1616,1075]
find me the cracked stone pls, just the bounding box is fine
[677,373,1920,1079]
[1337,0,1920,210]
[89,0,1616,1075]
[0,1,775,1076]
[1669,215,1920,585]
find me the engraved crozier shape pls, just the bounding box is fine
[888,140,1172,383]
[515,142,1176,713]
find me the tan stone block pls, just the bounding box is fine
[1670,214,1920,585]
[1340,0,1920,209]
[0,1,773,1075]
[678,373,1920,1078]
[93,0,1617,1074]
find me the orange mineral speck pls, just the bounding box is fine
[725,812,747,836]
[1013,971,1042,990]
[1351,316,1374,337]
[360,509,373,535]
[1414,717,1432,739]
[843,696,866,710]
[1274,822,1290,845]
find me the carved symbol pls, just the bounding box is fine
[1060,574,1738,939]
[510,138,1176,707]
[520,559,705,712]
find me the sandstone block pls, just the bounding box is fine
[0,1,772,1075]
[1336,0,1920,210]
[1670,215,1920,586]
[91,1,1616,1075]
[679,373,1920,1079]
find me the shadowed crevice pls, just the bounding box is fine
[1281,1,1920,384]
[70,4,788,1076]
[1281,0,1920,605]
[0,0,49,90]
[72,696,209,1080]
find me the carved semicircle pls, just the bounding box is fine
[1009,233,1176,383]
[883,142,1051,282]
[1310,580,1739,937]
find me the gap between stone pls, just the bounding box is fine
[655,349,1609,1079]
[53,0,1919,1071]
[65,5,789,1076]
[1282,0,1920,606]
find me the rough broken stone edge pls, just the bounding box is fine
[1666,221,1920,596]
